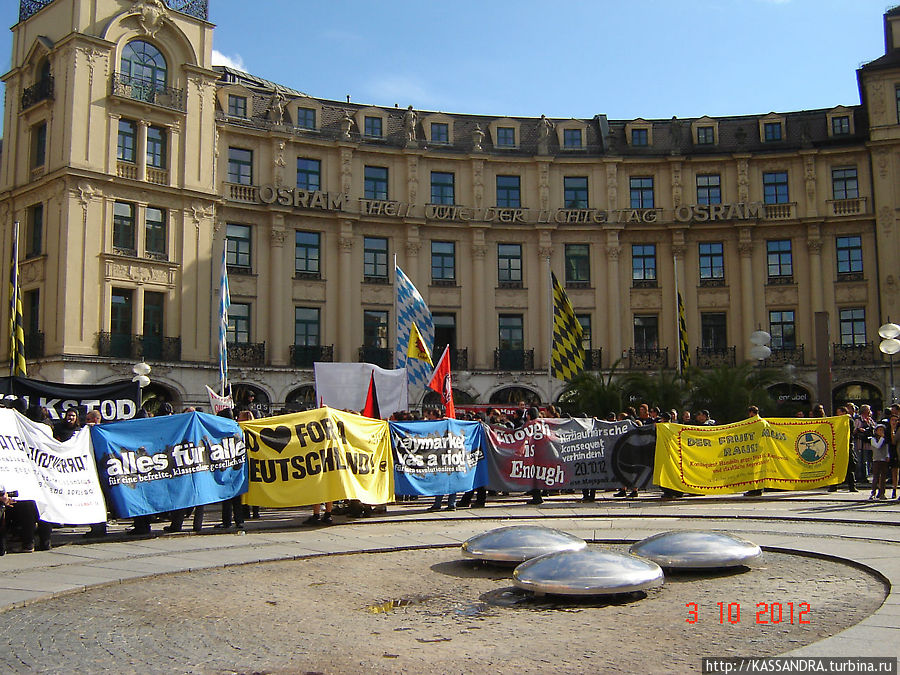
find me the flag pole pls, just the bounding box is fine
[674,254,681,375]
[547,254,552,405]
[9,220,21,377]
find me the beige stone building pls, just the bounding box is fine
[1,0,898,414]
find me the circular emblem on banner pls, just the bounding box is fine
[442,373,452,405]
[796,431,828,464]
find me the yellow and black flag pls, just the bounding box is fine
[9,220,26,376]
[550,271,585,381]
[677,291,690,372]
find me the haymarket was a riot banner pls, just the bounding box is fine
[391,418,487,496]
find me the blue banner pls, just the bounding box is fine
[90,411,248,517]
[390,419,487,496]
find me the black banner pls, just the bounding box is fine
[0,377,141,421]
[484,418,656,491]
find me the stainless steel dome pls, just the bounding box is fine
[513,549,664,596]
[630,531,762,569]
[461,525,588,563]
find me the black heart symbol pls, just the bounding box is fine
[259,426,292,454]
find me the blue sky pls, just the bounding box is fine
[0,0,892,124]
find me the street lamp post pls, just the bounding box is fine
[748,330,772,362]
[879,323,900,405]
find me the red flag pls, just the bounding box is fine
[427,346,455,419]
[362,372,381,419]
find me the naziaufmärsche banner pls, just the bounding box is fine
[0,376,141,421]
[90,411,247,517]
[390,419,487,496]
[483,418,656,491]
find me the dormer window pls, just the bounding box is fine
[297,107,316,129]
[496,127,516,147]
[227,94,247,118]
[563,128,582,148]
[431,122,449,143]
[697,126,715,144]
[764,122,782,142]
[364,116,382,138]
[626,121,653,147]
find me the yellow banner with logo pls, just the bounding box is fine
[654,416,850,494]
[240,407,393,507]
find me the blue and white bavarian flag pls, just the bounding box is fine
[395,264,434,393]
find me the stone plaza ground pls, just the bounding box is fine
[1,490,899,673]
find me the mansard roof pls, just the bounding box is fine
[213,66,866,155]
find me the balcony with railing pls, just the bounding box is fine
[98,333,181,361]
[227,342,266,366]
[695,346,736,368]
[116,161,138,180]
[762,345,805,366]
[493,348,535,371]
[146,167,170,186]
[433,346,468,370]
[24,332,44,359]
[290,344,333,368]
[21,76,53,110]
[20,0,209,22]
[225,183,259,203]
[585,348,602,370]
[628,347,668,370]
[110,73,186,112]
[827,197,867,216]
[764,203,795,220]
[833,342,874,366]
[358,346,392,369]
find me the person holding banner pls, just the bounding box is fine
[869,424,889,500]
[0,484,13,555]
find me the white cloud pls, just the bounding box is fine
[211,49,246,72]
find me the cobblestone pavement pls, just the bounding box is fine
[0,490,898,673]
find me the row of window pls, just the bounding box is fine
[227,148,861,207]
[224,304,869,354]
[226,92,855,150]
[225,227,865,286]
[224,96,587,149]
[630,118,851,147]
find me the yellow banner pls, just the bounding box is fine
[654,416,850,494]
[240,407,393,507]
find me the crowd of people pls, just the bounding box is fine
[0,397,897,555]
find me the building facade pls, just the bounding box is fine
[1,0,899,414]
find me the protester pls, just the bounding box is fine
[53,407,81,442]
[0,483,12,555]
[303,502,333,525]
[83,409,110,538]
[854,404,877,483]
[869,424,889,500]
[888,414,900,499]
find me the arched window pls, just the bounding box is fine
[36,57,51,83]
[120,40,167,99]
